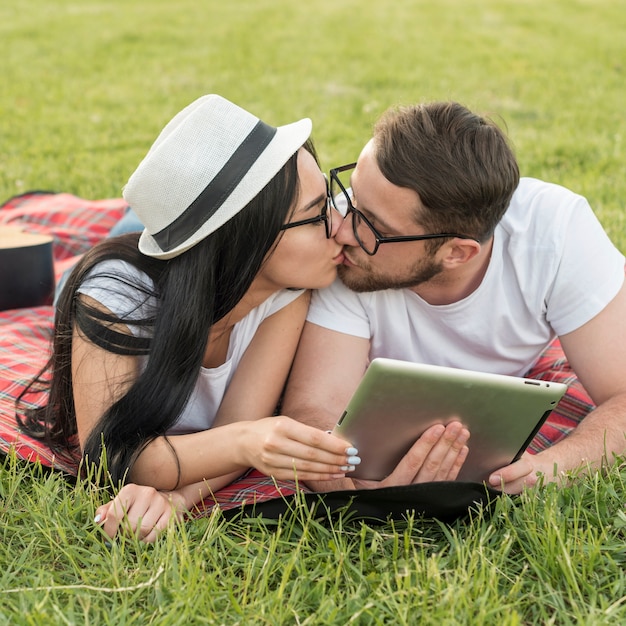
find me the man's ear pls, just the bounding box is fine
[439,238,482,269]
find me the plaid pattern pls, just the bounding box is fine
[0,191,599,514]
[525,339,595,453]
[0,306,78,473]
[192,469,307,516]
[0,191,128,261]
[0,191,128,474]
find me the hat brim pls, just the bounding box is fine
[138,117,312,260]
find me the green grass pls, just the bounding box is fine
[2,0,626,622]
[2,0,625,245]
[3,452,626,624]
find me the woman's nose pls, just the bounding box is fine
[329,206,345,238]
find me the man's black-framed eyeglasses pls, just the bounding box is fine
[329,162,479,256]
[280,178,333,239]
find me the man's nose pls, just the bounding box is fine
[334,211,357,246]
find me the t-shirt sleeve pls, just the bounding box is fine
[265,288,307,317]
[307,278,371,339]
[546,197,625,335]
[77,260,157,337]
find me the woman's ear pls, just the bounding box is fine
[439,238,483,269]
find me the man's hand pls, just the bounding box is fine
[487,450,580,494]
[354,421,470,489]
[305,421,469,492]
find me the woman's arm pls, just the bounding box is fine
[71,296,140,449]
[74,293,355,490]
[130,292,355,488]
[213,291,312,425]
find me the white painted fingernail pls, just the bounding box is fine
[347,456,361,465]
[346,447,358,456]
[94,514,102,524]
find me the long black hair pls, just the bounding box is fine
[18,140,318,485]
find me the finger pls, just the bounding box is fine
[433,446,469,481]
[439,443,469,481]
[100,490,138,529]
[379,424,444,485]
[107,488,141,519]
[101,505,126,540]
[421,425,470,481]
[123,489,173,540]
[278,447,359,471]
[134,507,166,541]
[273,416,357,456]
[274,445,360,471]
[381,422,465,485]
[257,437,360,476]
[488,458,538,494]
[490,473,539,495]
[488,456,533,485]
[94,501,112,525]
[94,502,117,540]
[141,510,173,544]
[411,422,467,482]
[99,486,158,540]
[265,465,351,482]
[135,506,172,541]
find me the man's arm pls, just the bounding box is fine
[282,321,370,432]
[282,321,368,492]
[491,281,626,492]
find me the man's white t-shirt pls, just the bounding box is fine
[78,259,303,434]
[307,178,625,377]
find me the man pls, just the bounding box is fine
[282,101,626,495]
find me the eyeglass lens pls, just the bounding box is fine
[331,168,377,254]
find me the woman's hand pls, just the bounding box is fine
[94,484,185,543]
[234,415,360,481]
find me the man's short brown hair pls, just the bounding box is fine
[373,102,520,246]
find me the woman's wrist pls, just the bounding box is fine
[165,486,198,512]
[226,420,255,469]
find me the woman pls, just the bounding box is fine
[18,95,361,516]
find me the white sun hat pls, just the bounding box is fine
[123,94,312,259]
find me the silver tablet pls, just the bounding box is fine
[332,358,567,482]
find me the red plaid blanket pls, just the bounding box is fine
[1,192,128,474]
[0,191,596,515]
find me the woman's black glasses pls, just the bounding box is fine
[280,179,332,239]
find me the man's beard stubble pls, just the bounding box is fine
[337,248,444,293]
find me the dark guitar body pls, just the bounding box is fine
[0,231,55,311]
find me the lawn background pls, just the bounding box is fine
[2,0,626,623]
